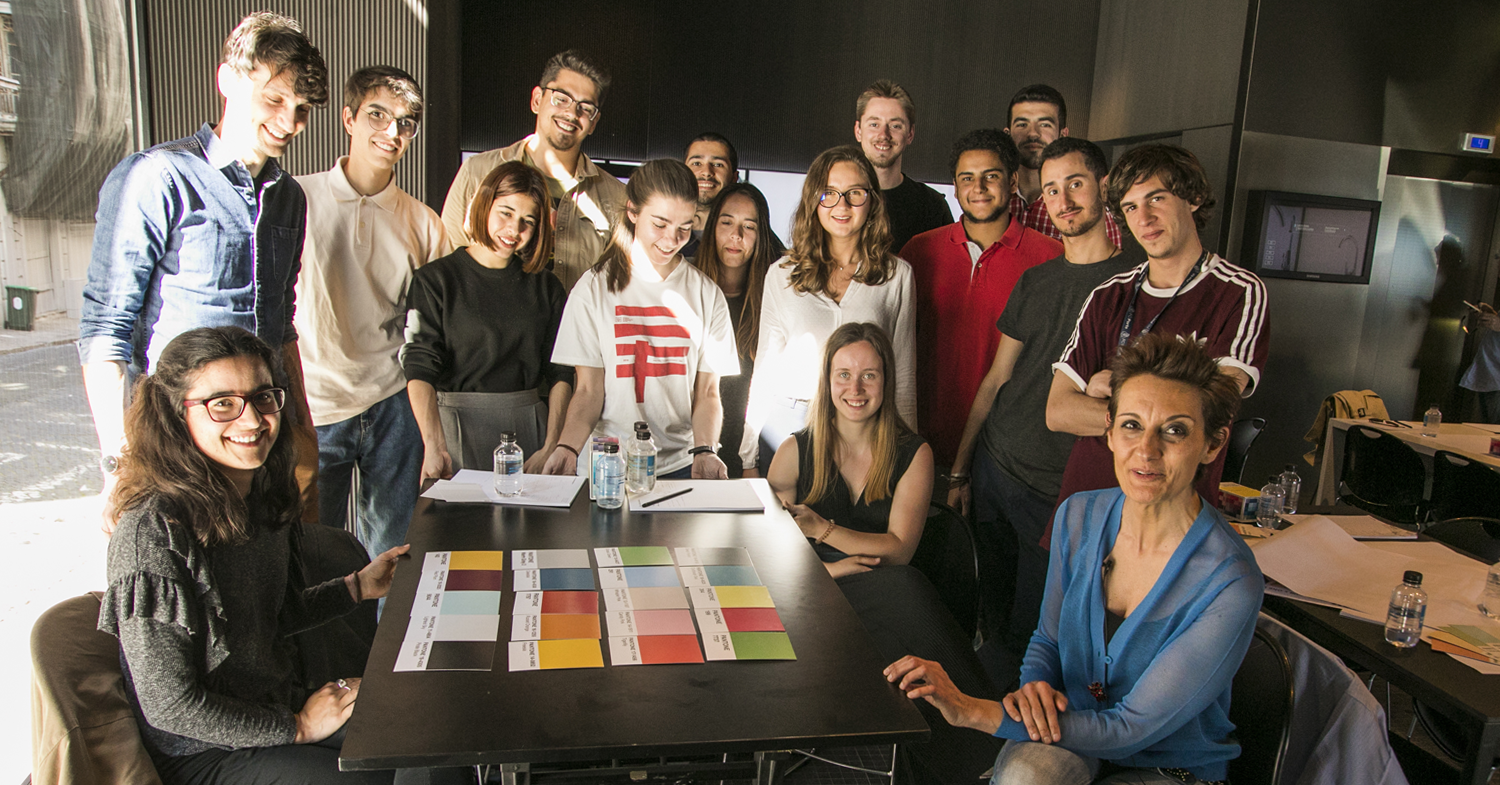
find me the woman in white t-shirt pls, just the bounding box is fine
[740,145,917,476]
[542,159,739,479]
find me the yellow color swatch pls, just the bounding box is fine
[715,585,775,608]
[538,638,604,669]
[449,551,505,571]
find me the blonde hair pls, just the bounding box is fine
[802,323,911,506]
[783,146,897,296]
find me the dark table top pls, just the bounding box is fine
[340,481,930,771]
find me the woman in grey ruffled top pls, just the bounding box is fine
[98,326,410,783]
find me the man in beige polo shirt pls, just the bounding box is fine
[440,49,626,292]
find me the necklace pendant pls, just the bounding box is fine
[1088,681,1106,702]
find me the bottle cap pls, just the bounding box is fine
[1285,463,1296,471]
[500,431,517,442]
[635,421,648,430]
[1404,570,1423,586]
[603,443,619,453]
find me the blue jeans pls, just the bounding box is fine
[972,449,1055,656]
[316,390,423,559]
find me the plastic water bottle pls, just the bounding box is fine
[596,443,625,509]
[626,421,657,495]
[493,431,523,497]
[1385,570,1427,648]
[1278,464,1301,515]
[586,435,613,500]
[1479,563,1500,620]
[1257,475,1285,529]
[1422,404,1442,437]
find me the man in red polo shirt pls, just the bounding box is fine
[903,129,1061,468]
[1047,144,1269,521]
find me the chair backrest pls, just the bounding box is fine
[1228,625,1294,785]
[910,502,981,641]
[294,523,378,687]
[1223,417,1267,485]
[1339,425,1427,525]
[1429,450,1500,523]
[1423,516,1500,563]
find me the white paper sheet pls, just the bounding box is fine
[1281,514,1417,540]
[628,480,766,512]
[419,469,584,508]
[1249,516,1414,618]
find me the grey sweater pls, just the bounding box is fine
[99,498,359,757]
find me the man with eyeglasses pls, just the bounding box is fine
[294,66,448,557]
[440,49,626,292]
[80,12,328,523]
[853,79,951,251]
[903,130,1060,475]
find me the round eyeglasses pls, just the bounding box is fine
[364,108,419,139]
[184,388,287,422]
[818,187,871,208]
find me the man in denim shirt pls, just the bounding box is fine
[79,12,329,519]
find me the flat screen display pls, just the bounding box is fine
[1244,191,1381,284]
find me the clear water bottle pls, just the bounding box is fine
[1278,464,1302,515]
[1385,570,1427,648]
[1479,562,1500,620]
[1422,404,1442,437]
[586,435,613,500]
[1257,475,1285,529]
[626,421,657,495]
[595,443,625,509]
[493,431,523,497]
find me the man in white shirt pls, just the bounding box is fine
[295,66,449,557]
[439,50,627,292]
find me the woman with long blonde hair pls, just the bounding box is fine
[739,146,916,476]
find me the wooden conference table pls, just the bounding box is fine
[1313,418,1500,505]
[339,479,929,782]
[1260,505,1500,785]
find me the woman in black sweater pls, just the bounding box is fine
[404,161,575,475]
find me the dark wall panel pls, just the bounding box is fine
[457,0,1103,181]
[1245,0,1500,155]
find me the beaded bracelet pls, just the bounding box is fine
[815,520,836,544]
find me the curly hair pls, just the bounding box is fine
[111,327,301,546]
[784,146,897,295]
[1105,144,1216,230]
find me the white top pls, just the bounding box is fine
[1462,326,1500,392]
[739,256,918,466]
[552,260,739,474]
[295,159,449,425]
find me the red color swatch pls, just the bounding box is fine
[540,591,599,614]
[721,608,785,632]
[638,634,705,664]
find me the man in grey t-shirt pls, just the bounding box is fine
[946,138,1140,656]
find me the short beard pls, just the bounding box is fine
[962,206,1008,225]
[697,190,718,207]
[543,127,581,152]
[1057,208,1103,238]
[1019,149,1043,170]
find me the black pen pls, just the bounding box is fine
[641,487,693,508]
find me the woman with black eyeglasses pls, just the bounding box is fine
[738,145,917,476]
[97,326,446,784]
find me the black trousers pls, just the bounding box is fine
[837,566,1004,785]
[153,728,473,785]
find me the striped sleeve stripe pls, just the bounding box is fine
[1207,257,1268,366]
[1055,264,1144,365]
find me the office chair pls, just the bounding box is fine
[1223,417,1268,485]
[910,502,982,643]
[1228,626,1294,785]
[1338,425,1427,527]
[1428,450,1500,524]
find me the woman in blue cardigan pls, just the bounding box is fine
[886,331,1262,785]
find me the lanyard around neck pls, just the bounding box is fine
[1116,251,1210,348]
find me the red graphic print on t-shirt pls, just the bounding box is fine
[614,305,690,402]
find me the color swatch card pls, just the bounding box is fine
[511,613,602,640]
[513,549,592,569]
[508,639,605,671]
[688,585,775,609]
[609,634,705,665]
[681,565,762,588]
[603,586,691,611]
[599,565,681,589]
[513,568,595,591]
[414,550,505,594]
[395,612,500,671]
[513,590,599,615]
[702,631,797,661]
[605,609,698,637]
[695,607,786,633]
[397,550,505,672]
[674,547,754,566]
[595,546,674,567]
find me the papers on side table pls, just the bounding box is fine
[1281,513,1417,540]
[421,469,585,508]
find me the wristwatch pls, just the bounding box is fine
[100,454,122,475]
[688,445,718,457]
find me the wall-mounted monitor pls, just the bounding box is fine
[1243,190,1381,284]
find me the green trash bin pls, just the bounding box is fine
[5,285,37,331]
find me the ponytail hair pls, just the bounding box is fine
[595,159,697,292]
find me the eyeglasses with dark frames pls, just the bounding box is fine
[184,388,287,423]
[818,187,872,208]
[363,108,419,139]
[539,86,600,121]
